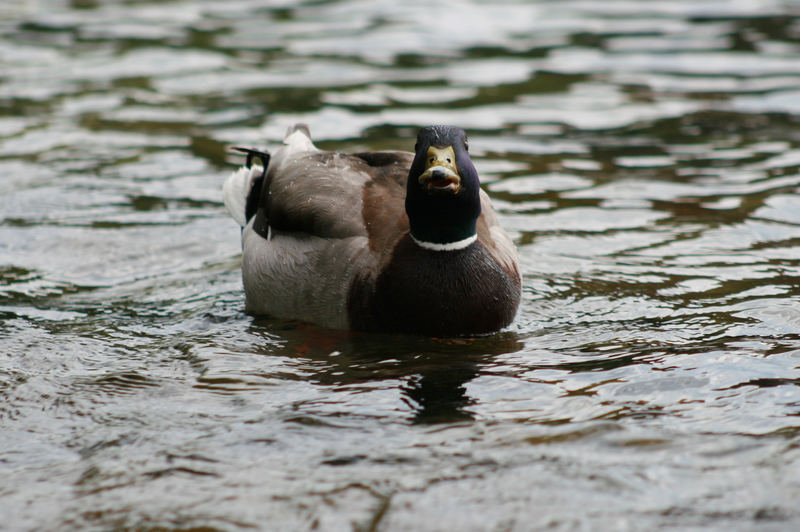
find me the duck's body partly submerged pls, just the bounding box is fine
[223,124,520,336]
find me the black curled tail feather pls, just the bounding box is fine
[233,147,271,230]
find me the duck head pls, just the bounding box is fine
[405,125,481,248]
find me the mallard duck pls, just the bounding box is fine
[223,124,521,336]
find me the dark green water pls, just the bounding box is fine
[2,1,799,530]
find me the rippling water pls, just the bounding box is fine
[2,0,800,530]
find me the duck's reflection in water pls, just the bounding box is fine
[248,319,523,424]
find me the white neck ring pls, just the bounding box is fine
[410,233,477,251]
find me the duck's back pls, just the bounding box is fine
[231,128,414,328]
[266,150,410,240]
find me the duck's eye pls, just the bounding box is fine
[446,157,452,164]
[429,157,435,164]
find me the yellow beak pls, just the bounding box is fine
[418,145,461,194]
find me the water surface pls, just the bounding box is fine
[2,0,800,530]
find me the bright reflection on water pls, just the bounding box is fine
[2,0,800,530]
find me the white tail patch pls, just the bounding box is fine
[223,166,260,227]
[282,124,317,156]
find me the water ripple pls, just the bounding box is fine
[2,0,800,530]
